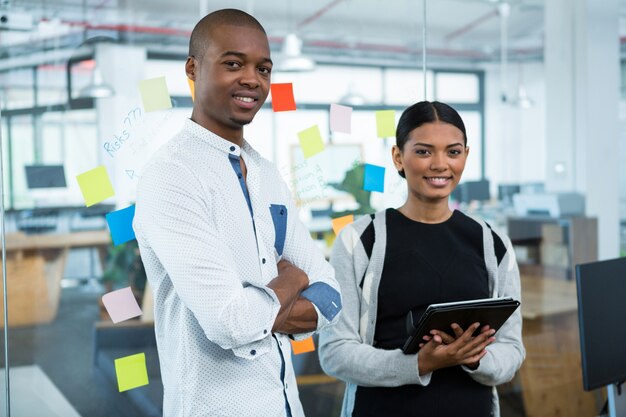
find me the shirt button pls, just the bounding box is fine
[230,146,235,152]
[263,329,267,334]
[262,258,266,264]
[285,383,288,389]
[250,349,256,356]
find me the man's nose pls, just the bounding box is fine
[240,67,260,88]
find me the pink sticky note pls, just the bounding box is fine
[330,103,352,134]
[102,286,142,323]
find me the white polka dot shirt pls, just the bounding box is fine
[134,119,342,417]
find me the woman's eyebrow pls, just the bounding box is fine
[412,142,464,148]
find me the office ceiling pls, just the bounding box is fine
[0,0,623,66]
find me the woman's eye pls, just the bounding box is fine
[449,149,461,156]
[415,149,429,155]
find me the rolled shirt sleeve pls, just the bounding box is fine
[277,176,342,335]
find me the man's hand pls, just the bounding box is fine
[274,297,318,334]
[267,260,309,332]
[416,322,496,375]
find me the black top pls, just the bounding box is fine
[352,208,493,417]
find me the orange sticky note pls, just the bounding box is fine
[187,78,195,102]
[332,215,354,236]
[270,83,296,112]
[290,337,315,355]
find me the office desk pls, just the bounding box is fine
[0,231,111,327]
[519,275,601,417]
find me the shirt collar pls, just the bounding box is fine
[184,118,244,158]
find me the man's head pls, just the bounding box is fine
[186,9,272,141]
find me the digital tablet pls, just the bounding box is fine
[402,297,520,354]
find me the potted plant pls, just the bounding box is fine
[100,240,147,319]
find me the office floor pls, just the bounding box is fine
[2,285,526,417]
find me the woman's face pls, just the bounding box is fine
[392,121,469,203]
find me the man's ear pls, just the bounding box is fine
[185,57,197,81]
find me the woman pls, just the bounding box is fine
[318,101,525,417]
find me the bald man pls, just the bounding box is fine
[134,9,342,417]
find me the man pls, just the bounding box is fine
[133,8,342,417]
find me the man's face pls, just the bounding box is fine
[186,24,272,140]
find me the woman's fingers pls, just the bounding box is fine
[450,323,464,338]
[430,330,455,344]
[458,329,496,357]
[463,336,495,358]
[461,349,488,366]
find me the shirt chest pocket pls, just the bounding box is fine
[269,204,288,256]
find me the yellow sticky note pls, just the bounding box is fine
[76,165,115,207]
[115,352,149,392]
[376,110,396,138]
[187,78,195,102]
[297,125,325,159]
[332,215,354,236]
[290,337,315,355]
[138,76,172,112]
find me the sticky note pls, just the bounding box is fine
[114,353,149,392]
[270,83,296,112]
[187,78,195,102]
[363,164,385,193]
[102,286,142,324]
[375,110,396,138]
[330,103,352,134]
[331,215,354,236]
[290,337,315,355]
[138,76,172,112]
[297,125,325,159]
[106,205,136,246]
[76,165,115,207]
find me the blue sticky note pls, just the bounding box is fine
[106,205,136,246]
[363,164,385,193]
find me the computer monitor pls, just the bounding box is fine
[520,182,545,194]
[24,165,67,189]
[456,179,490,203]
[576,257,626,391]
[498,184,521,204]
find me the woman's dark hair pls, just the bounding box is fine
[395,101,467,178]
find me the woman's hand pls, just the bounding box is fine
[416,322,495,375]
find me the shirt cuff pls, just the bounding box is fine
[300,282,342,322]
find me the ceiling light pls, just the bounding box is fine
[339,92,366,107]
[510,84,534,109]
[339,83,367,106]
[274,33,315,72]
[78,65,114,99]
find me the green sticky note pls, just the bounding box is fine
[297,125,325,159]
[138,76,172,112]
[376,110,396,138]
[76,165,115,207]
[115,353,149,392]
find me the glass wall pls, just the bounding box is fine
[0,1,621,416]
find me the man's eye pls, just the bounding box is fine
[225,61,242,68]
[258,67,272,75]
